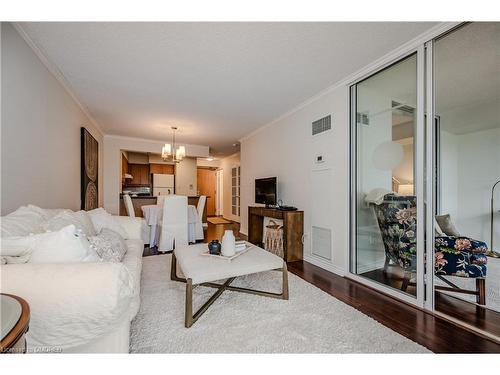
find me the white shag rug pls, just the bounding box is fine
[130,254,430,353]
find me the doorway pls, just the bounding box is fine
[197,167,216,216]
[216,169,224,216]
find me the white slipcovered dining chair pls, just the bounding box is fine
[123,194,135,218]
[158,195,188,252]
[193,196,206,241]
[157,195,167,206]
[197,195,207,228]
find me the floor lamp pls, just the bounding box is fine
[489,179,500,257]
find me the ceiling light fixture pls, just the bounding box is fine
[206,157,214,161]
[161,126,185,163]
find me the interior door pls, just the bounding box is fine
[197,168,216,216]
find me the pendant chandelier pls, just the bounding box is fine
[161,126,186,163]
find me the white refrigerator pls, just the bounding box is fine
[152,174,175,196]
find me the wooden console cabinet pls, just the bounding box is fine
[248,206,303,262]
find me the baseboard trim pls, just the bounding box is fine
[356,259,387,274]
[303,255,345,277]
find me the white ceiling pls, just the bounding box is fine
[20,22,437,155]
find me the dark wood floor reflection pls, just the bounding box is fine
[435,292,500,338]
[287,260,500,353]
[360,267,500,338]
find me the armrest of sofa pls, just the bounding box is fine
[0,262,134,350]
[113,215,149,244]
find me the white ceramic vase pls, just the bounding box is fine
[221,230,236,257]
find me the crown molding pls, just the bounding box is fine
[103,133,210,150]
[240,22,461,142]
[11,22,105,135]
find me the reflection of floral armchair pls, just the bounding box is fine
[372,193,487,305]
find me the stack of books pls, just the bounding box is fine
[235,240,247,253]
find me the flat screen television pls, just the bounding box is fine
[255,177,277,206]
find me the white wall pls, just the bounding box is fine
[441,128,500,247]
[240,87,348,275]
[196,158,221,168]
[219,153,240,222]
[1,23,104,215]
[439,130,459,220]
[103,134,208,214]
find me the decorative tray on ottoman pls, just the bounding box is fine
[200,243,253,261]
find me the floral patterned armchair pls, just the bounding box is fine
[372,193,487,304]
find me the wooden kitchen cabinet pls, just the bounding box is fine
[150,163,174,175]
[128,164,150,185]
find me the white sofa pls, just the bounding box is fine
[0,209,145,353]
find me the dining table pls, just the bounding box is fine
[141,204,201,247]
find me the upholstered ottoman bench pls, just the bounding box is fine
[171,243,288,327]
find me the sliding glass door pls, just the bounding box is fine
[432,22,500,338]
[350,51,425,305]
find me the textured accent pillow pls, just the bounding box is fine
[435,214,461,236]
[43,210,97,237]
[434,218,446,237]
[88,228,127,262]
[87,208,128,238]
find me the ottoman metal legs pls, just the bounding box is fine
[170,252,289,328]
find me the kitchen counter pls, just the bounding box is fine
[120,194,208,220]
[120,196,157,217]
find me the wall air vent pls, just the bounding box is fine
[392,100,415,115]
[312,115,332,135]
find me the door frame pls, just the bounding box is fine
[215,169,224,216]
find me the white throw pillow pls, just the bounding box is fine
[88,228,128,262]
[87,208,128,238]
[27,204,71,221]
[0,206,45,237]
[42,210,97,237]
[27,225,99,263]
[0,235,34,264]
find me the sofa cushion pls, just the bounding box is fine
[88,208,128,238]
[88,229,127,262]
[0,261,134,349]
[122,238,144,319]
[42,210,97,237]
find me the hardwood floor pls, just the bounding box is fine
[288,260,500,353]
[435,292,500,338]
[360,267,500,339]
